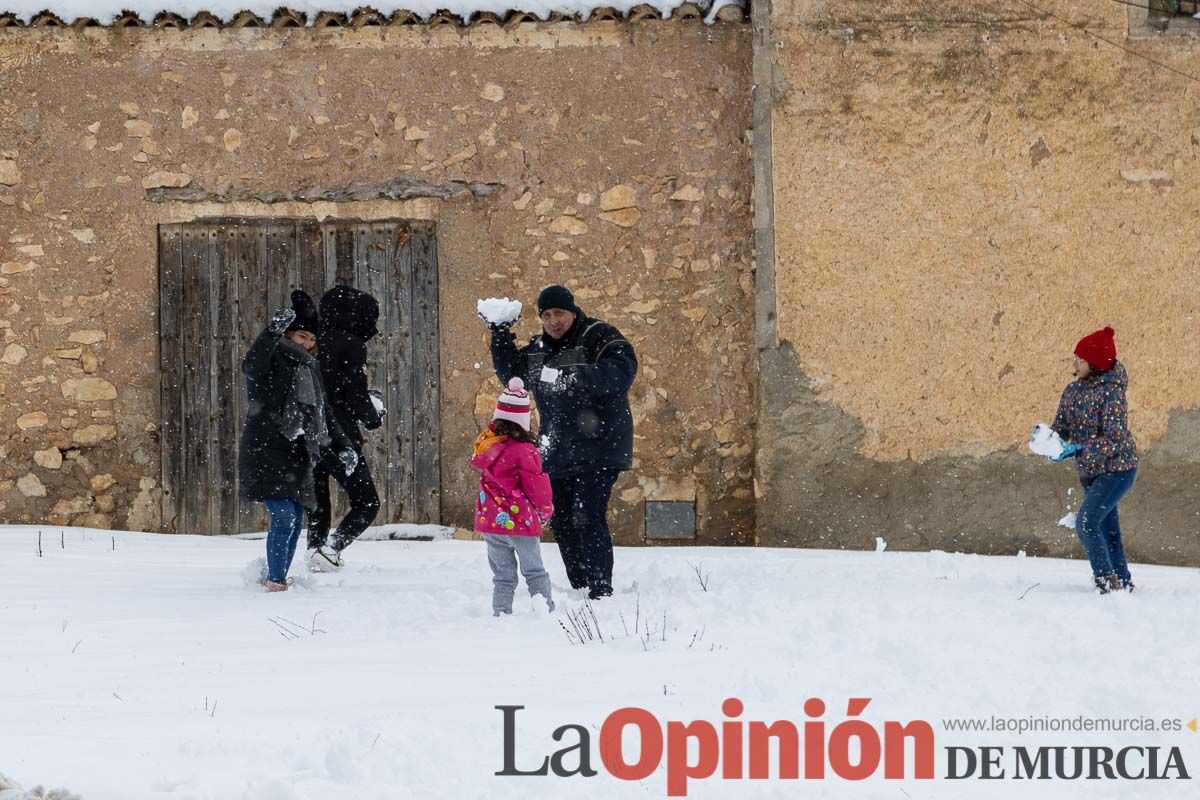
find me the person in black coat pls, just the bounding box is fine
[305,285,386,569]
[487,284,637,599]
[239,291,356,591]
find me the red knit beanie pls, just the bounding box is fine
[1074,327,1117,372]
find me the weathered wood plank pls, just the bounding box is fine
[158,225,183,533]
[177,227,198,534]
[210,227,235,534]
[264,222,295,317]
[180,227,214,535]
[296,221,325,305]
[235,226,268,534]
[285,220,304,303]
[360,223,393,522]
[201,228,221,535]
[410,223,441,525]
[333,225,356,287]
[389,224,416,522]
[321,225,338,290]
[213,227,241,536]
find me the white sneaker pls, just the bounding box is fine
[307,546,343,573]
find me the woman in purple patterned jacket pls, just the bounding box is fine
[1049,327,1139,594]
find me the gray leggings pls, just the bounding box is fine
[484,533,553,614]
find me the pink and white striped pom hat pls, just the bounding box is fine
[494,377,532,431]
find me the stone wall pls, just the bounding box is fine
[0,22,756,543]
[760,1,1200,564]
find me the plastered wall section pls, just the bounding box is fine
[756,0,1200,564]
[770,0,1200,462]
[0,23,756,543]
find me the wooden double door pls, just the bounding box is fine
[158,219,440,535]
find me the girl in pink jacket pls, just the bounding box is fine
[471,378,555,615]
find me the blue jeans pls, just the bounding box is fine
[264,499,305,583]
[1075,469,1136,582]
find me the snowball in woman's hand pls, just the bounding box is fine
[1028,423,1066,459]
[477,298,522,325]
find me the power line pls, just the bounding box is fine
[1012,0,1200,84]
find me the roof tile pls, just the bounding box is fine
[0,2,745,29]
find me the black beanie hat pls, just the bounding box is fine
[287,289,320,336]
[537,284,579,316]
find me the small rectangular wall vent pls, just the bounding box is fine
[645,501,696,540]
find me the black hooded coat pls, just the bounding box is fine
[490,311,637,478]
[238,326,351,510]
[318,286,384,451]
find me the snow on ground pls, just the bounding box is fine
[1,525,1198,799]
[231,522,456,541]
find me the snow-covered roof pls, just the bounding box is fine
[0,1,747,27]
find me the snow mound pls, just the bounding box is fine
[0,773,21,800]
[0,773,80,800]
[357,523,456,541]
[476,297,522,326]
[1028,423,1066,459]
[241,556,269,588]
[1059,512,1078,529]
[241,556,317,590]
[234,523,454,542]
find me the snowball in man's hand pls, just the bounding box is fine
[477,297,522,325]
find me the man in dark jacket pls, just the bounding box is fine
[306,285,385,569]
[487,284,637,599]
